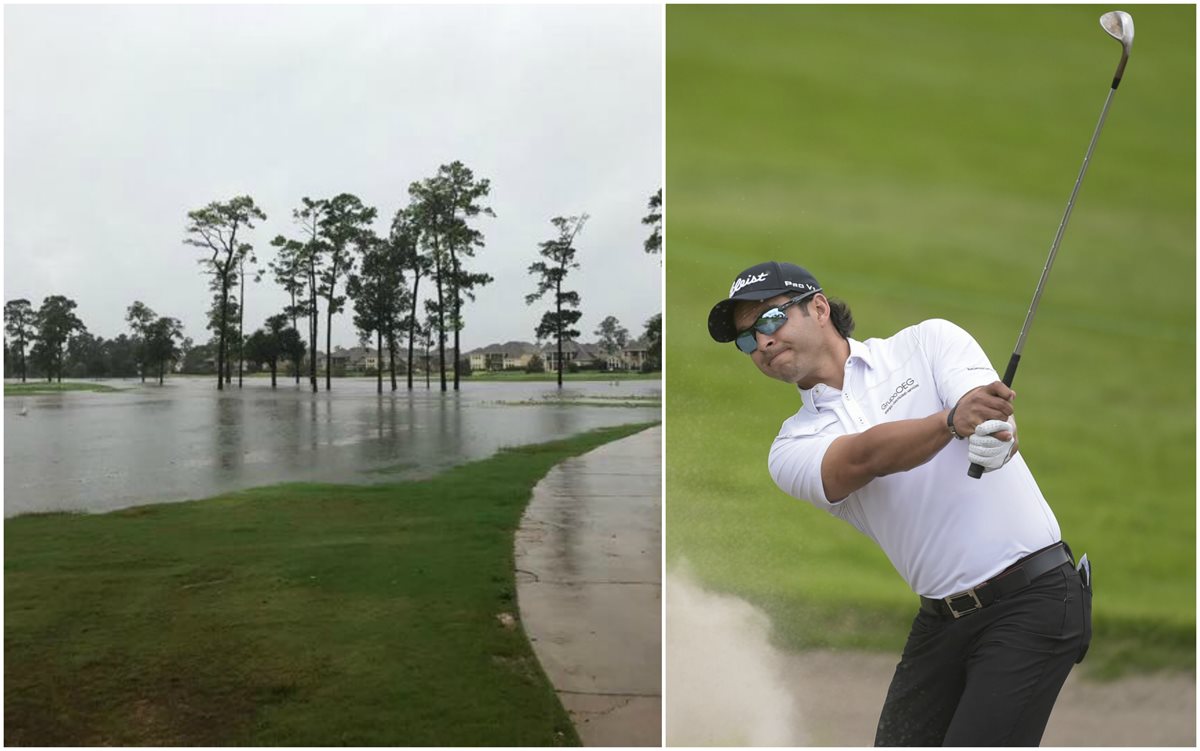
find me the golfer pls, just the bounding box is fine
[708,261,1092,747]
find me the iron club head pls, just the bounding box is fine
[1099,11,1134,86]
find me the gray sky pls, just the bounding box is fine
[4,4,662,354]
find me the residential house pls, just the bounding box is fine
[541,340,602,372]
[621,336,651,371]
[464,341,541,371]
[328,346,400,373]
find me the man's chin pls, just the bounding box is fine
[764,365,800,384]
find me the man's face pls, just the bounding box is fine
[732,294,823,385]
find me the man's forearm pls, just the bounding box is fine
[854,411,953,477]
[820,410,952,501]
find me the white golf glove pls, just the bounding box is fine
[968,419,1016,473]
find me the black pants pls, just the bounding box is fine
[874,561,1092,747]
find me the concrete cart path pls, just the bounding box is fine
[515,425,662,747]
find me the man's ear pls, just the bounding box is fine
[812,293,830,323]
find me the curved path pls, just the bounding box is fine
[515,425,661,747]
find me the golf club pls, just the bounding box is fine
[968,10,1133,479]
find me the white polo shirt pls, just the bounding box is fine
[768,319,1061,599]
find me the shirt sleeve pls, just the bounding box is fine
[915,319,999,408]
[768,425,840,509]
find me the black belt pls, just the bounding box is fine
[920,542,1073,620]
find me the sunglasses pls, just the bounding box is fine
[735,294,814,354]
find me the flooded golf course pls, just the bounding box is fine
[4,377,660,517]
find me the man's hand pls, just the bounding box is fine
[968,419,1017,473]
[952,381,1014,437]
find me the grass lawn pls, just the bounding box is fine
[666,5,1194,679]
[5,382,122,395]
[5,421,657,746]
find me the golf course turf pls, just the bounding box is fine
[5,421,657,746]
[666,5,1194,679]
[5,381,122,395]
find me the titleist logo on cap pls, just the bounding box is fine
[729,272,769,297]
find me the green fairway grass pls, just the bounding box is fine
[5,382,122,395]
[666,5,1194,678]
[5,421,657,746]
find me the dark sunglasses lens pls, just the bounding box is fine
[735,307,788,354]
[735,332,758,354]
[756,309,787,334]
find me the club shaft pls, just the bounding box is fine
[968,84,1119,480]
[1009,85,1117,368]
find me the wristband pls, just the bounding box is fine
[947,405,966,440]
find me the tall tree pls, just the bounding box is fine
[145,316,184,385]
[4,299,35,383]
[236,252,262,389]
[436,161,495,391]
[595,315,630,368]
[347,233,410,395]
[526,215,588,387]
[268,236,308,385]
[317,193,377,391]
[183,195,267,391]
[407,176,451,391]
[125,300,156,383]
[34,295,85,383]
[392,206,428,391]
[206,289,240,385]
[643,188,662,255]
[292,197,329,392]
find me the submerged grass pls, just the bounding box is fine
[5,382,122,395]
[497,399,662,409]
[5,421,657,746]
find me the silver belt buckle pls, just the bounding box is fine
[944,588,982,619]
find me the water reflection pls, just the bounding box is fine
[4,378,660,516]
[215,395,243,471]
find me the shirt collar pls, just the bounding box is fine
[846,337,873,369]
[797,337,871,410]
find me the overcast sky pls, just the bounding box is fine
[4,4,662,353]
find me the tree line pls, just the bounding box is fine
[6,164,662,390]
[3,297,185,384]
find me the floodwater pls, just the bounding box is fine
[3,376,660,517]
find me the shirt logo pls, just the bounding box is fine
[880,378,919,414]
[730,272,769,296]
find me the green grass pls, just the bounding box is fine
[666,5,1194,679]
[5,421,657,746]
[5,382,122,395]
